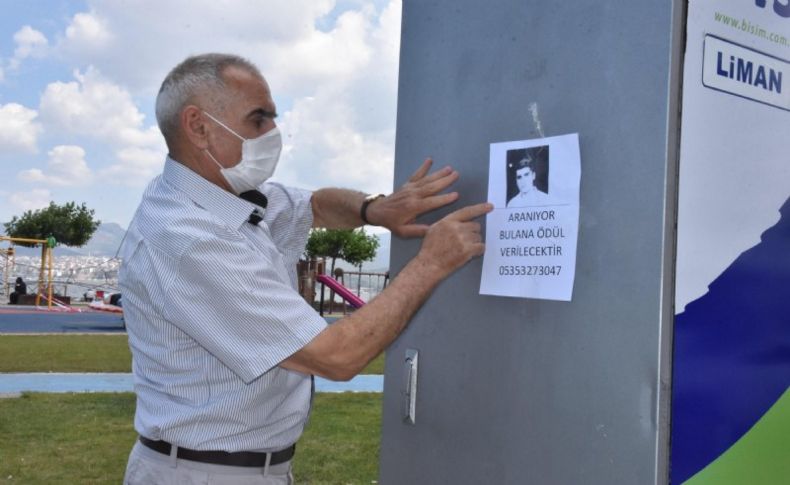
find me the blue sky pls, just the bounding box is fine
[0,0,401,228]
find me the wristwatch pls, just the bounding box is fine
[360,193,386,225]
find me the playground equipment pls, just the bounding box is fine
[36,292,81,313]
[316,274,366,312]
[0,235,56,310]
[1,246,14,298]
[89,298,123,314]
[299,258,389,315]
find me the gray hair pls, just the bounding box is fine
[155,53,262,143]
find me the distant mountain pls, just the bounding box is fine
[1,222,127,257]
[369,231,391,270]
[77,222,127,256]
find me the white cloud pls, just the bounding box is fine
[56,0,338,93]
[9,189,51,213]
[273,0,402,194]
[276,93,394,194]
[55,11,113,67]
[18,145,93,187]
[39,67,149,144]
[9,0,400,207]
[65,12,112,47]
[265,7,375,95]
[117,125,162,149]
[10,26,48,69]
[52,0,401,194]
[37,67,167,186]
[52,1,398,96]
[0,103,42,153]
[99,146,165,186]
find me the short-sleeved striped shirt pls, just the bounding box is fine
[119,158,327,452]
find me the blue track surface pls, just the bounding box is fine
[0,308,341,334]
[0,308,125,333]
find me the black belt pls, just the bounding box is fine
[139,436,295,467]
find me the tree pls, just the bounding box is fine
[342,229,380,270]
[4,202,100,247]
[306,228,380,273]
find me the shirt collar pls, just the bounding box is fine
[162,157,260,229]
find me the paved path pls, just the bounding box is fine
[0,373,383,394]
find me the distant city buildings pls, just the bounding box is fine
[2,255,120,298]
[2,254,389,304]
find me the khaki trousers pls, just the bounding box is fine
[124,441,294,485]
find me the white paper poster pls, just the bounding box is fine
[479,133,581,301]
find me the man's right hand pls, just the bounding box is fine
[416,202,493,277]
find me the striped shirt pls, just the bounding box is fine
[119,158,327,452]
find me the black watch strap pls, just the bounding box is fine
[360,194,385,225]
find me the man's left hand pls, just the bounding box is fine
[366,158,460,238]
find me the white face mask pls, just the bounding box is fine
[203,111,282,194]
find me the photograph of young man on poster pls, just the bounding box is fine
[505,145,549,208]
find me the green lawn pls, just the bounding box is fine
[362,353,385,375]
[0,335,385,374]
[0,392,382,484]
[0,335,132,373]
[296,393,382,483]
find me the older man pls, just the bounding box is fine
[120,53,490,484]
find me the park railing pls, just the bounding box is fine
[297,259,389,316]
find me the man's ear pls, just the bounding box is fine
[182,105,209,149]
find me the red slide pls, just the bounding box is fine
[316,274,366,309]
[37,293,82,313]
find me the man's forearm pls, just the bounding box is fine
[318,255,444,378]
[311,188,367,229]
[281,201,491,380]
[280,255,443,380]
